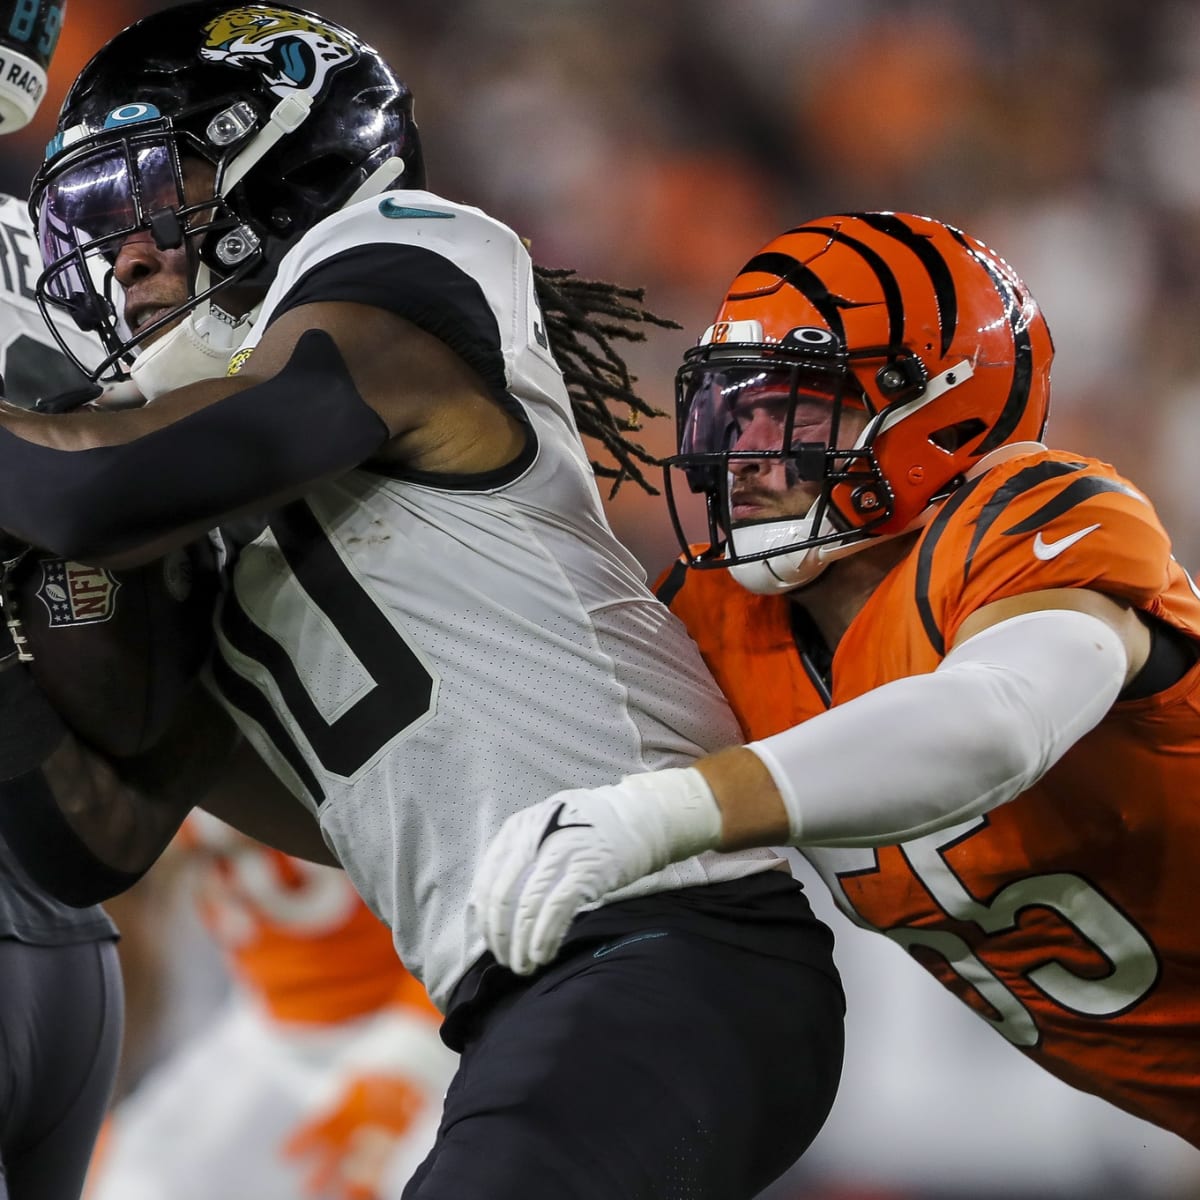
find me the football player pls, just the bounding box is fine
[88,814,457,1200]
[471,213,1200,1149]
[0,3,126,1198]
[0,5,845,1198]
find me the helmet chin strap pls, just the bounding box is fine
[727,507,938,595]
[345,156,409,206]
[728,515,843,594]
[129,278,260,401]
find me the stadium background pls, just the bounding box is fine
[6,2,1200,1197]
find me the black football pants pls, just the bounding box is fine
[405,881,844,1200]
[0,939,123,1200]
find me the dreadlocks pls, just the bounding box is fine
[533,265,678,496]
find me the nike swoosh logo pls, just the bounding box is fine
[1032,523,1101,560]
[592,931,670,959]
[536,802,593,849]
[378,199,456,220]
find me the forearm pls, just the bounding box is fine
[692,746,789,849]
[0,674,237,904]
[33,734,194,884]
[199,736,340,867]
[0,373,247,561]
[0,331,387,562]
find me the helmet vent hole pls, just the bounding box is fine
[928,417,987,453]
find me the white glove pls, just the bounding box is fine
[468,768,723,976]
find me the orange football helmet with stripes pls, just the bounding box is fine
[665,212,1054,592]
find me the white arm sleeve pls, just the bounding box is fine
[747,608,1128,847]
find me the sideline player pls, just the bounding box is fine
[472,213,1200,1148]
[0,6,845,1198]
[87,814,456,1200]
[0,3,124,1197]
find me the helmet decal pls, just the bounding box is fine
[103,103,162,128]
[945,224,1036,453]
[853,212,959,356]
[732,249,851,342]
[200,6,355,100]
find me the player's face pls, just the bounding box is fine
[727,389,868,524]
[112,157,218,346]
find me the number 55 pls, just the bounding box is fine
[806,816,1159,1047]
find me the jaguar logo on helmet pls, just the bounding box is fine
[200,5,356,100]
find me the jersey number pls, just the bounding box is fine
[809,817,1160,1046]
[213,500,436,804]
[7,1,61,55]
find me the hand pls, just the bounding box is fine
[468,768,723,975]
[284,1073,427,1200]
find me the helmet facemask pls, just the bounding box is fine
[664,323,896,592]
[31,113,261,382]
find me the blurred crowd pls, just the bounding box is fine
[8,2,1200,1197]
[11,0,1200,568]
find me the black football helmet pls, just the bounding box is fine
[0,0,63,131]
[29,2,425,381]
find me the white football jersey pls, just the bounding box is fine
[0,193,99,407]
[209,192,779,1008]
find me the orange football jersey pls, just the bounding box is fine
[183,815,435,1024]
[662,448,1200,1147]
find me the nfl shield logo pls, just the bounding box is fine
[35,559,121,626]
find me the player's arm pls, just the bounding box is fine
[694,586,1150,848]
[197,734,339,867]
[0,301,524,565]
[469,589,1145,972]
[0,667,232,906]
[0,669,336,907]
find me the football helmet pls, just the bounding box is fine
[0,0,62,131]
[29,2,425,382]
[664,212,1054,593]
